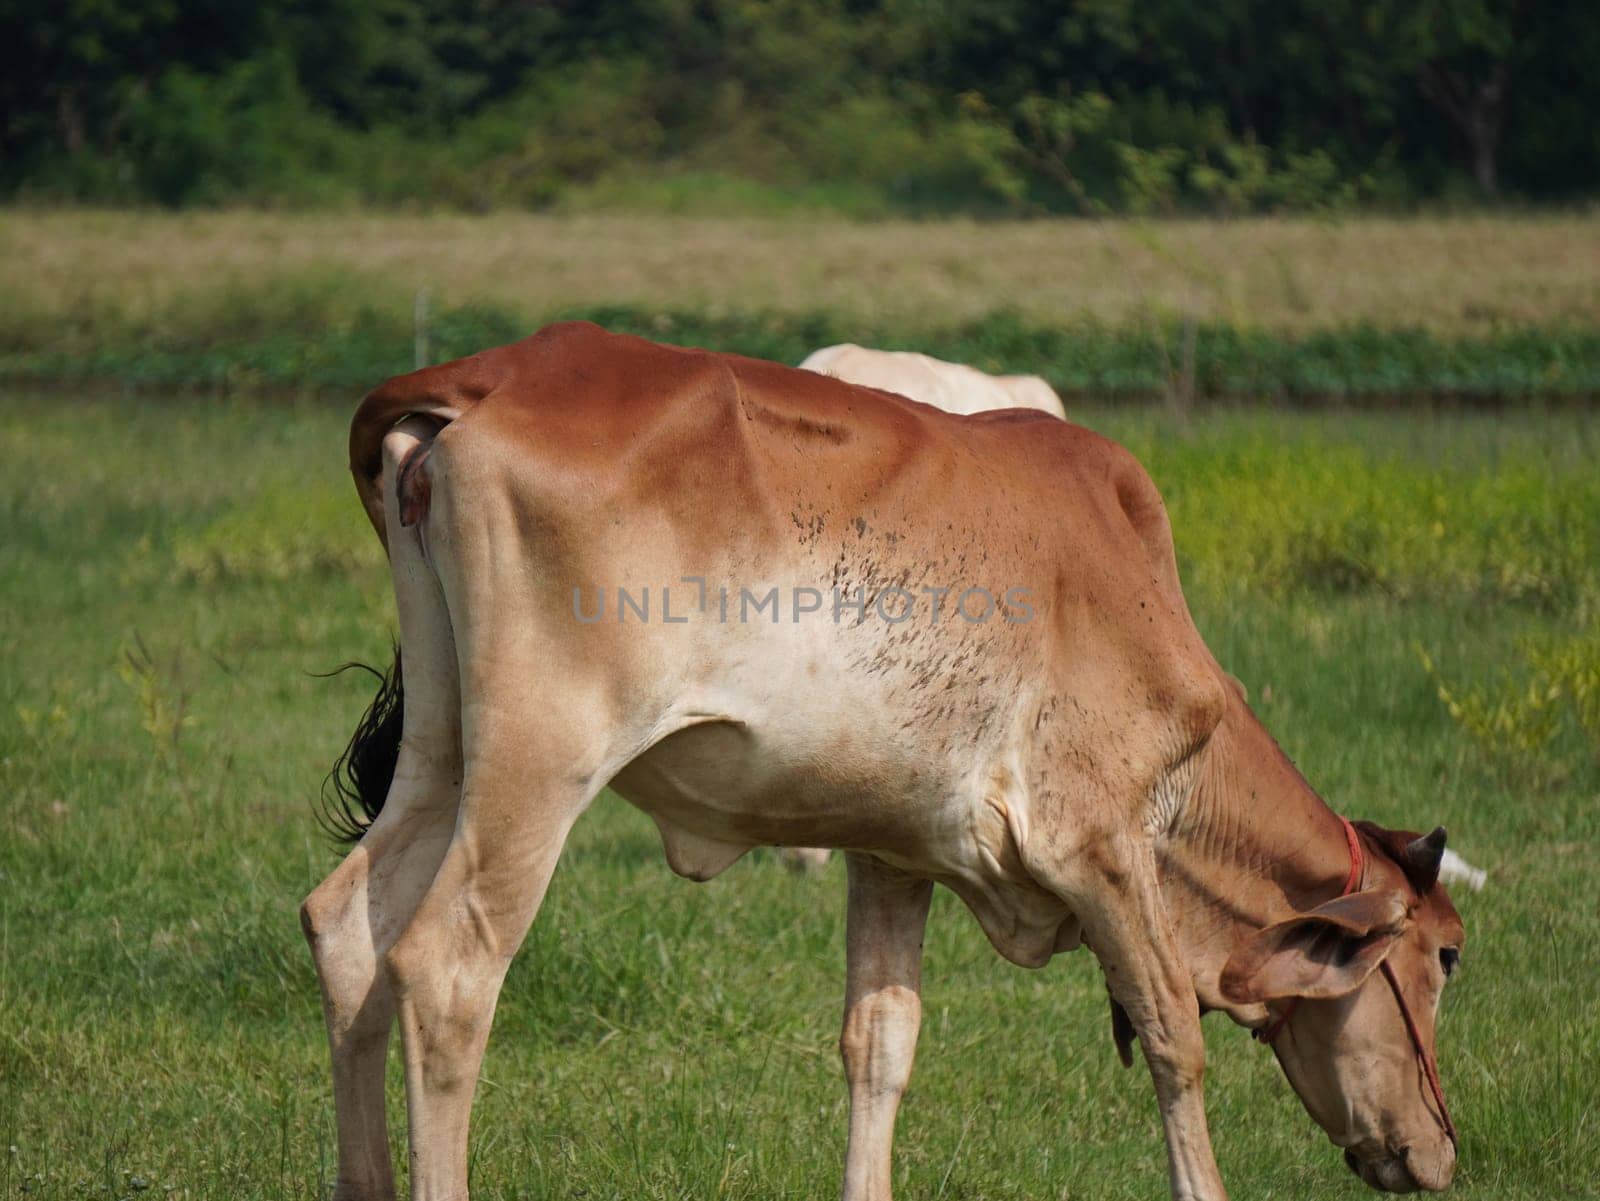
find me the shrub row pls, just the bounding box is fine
[5,302,1598,402]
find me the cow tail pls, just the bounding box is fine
[317,648,404,843]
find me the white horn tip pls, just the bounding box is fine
[1438,848,1487,892]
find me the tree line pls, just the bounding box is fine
[3,0,1594,213]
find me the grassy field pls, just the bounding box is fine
[3,211,1599,400]
[8,210,1599,330]
[2,387,1596,1200]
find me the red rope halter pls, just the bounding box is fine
[1253,815,1457,1146]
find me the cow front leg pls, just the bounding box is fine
[1068,838,1227,1201]
[839,853,934,1201]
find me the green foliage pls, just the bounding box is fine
[418,59,668,211]
[122,55,350,207]
[1125,433,1600,611]
[1189,143,1367,214]
[795,93,1030,213]
[1116,144,1188,215]
[1011,94,1369,215]
[3,0,1595,211]
[117,634,194,775]
[171,482,382,583]
[1420,636,1600,763]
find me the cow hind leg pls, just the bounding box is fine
[301,756,459,1201]
[302,417,463,1201]
[780,846,833,873]
[839,853,934,1201]
[383,619,612,1201]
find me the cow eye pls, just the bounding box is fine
[1440,947,1460,978]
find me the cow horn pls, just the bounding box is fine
[1404,826,1447,891]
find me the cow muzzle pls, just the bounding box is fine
[1344,1139,1456,1193]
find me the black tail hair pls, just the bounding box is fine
[317,647,404,843]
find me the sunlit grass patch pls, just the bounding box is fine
[1420,634,1600,767]
[171,480,380,583]
[1136,432,1600,609]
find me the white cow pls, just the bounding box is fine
[800,343,1067,418]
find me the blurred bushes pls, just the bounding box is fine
[172,482,383,583]
[1421,637,1600,765]
[125,55,346,208]
[1130,435,1600,612]
[6,0,1598,213]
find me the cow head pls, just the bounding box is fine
[1220,824,1464,1193]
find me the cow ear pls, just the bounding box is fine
[1220,889,1410,1004]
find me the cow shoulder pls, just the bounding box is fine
[1049,425,1228,776]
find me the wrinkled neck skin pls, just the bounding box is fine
[1160,687,1355,1025]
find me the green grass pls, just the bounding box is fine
[2,390,1597,1200]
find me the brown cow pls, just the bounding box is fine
[301,322,1463,1201]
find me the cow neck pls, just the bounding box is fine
[1160,684,1359,1018]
